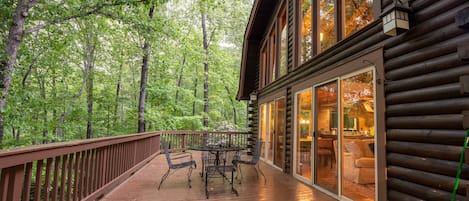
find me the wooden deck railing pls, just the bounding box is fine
[0,130,250,201]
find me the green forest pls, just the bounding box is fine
[0,0,253,149]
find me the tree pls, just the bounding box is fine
[138,5,155,133]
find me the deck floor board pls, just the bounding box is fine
[101,152,335,201]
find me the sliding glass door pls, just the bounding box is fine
[259,97,286,169]
[314,81,338,193]
[293,68,376,200]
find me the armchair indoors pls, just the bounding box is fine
[343,139,375,184]
[158,139,197,190]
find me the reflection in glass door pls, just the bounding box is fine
[340,70,375,201]
[296,90,313,179]
[260,104,267,158]
[268,102,275,162]
[314,81,338,193]
[274,99,286,168]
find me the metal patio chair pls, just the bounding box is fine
[233,140,266,184]
[204,149,238,199]
[157,139,197,190]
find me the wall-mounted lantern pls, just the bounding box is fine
[382,0,411,36]
[249,91,258,101]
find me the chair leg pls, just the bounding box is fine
[205,171,209,199]
[231,169,238,196]
[236,164,243,184]
[157,169,171,190]
[256,163,266,184]
[188,166,193,188]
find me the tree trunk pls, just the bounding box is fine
[0,0,40,144]
[52,71,57,140]
[192,66,198,116]
[85,27,96,139]
[57,36,93,139]
[175,55,186,107]
[138,5,155,133]
[114,62,123,129]
[38,73,48,144]
[224,86,237,125]
[201,13,209,128]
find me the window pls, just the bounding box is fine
[344,0,374,37]
[298,0,374,65]
[299,0,313,63]
[279,6,288,77]
[319,0,336,52]
[260,45,268,88]
[269,29,277,82]
[259,2,288,88]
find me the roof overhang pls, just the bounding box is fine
[236,0,277,100]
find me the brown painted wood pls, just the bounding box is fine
[387,114,463,129]
[0,132,244,201]
[6,165,24,201]
[44,158,53,201]
[22,162,32,201]
[101,152,335,201]
[386,83,462,105]
[67,154,74,200]
[34,160,43,201]
[387,98,469,116]
[387,141,462,161]
[388,153,469,179]
[72,152,80,201]
[51,156,60,201]
[60,154,68,201]
[388,177,466,201]
[385,65,469,93]
[387,129,466,146]
[388,189,425,201]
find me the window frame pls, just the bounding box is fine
[296,0,376,67]
[259,0,289,89]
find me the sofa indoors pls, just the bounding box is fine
[343,139,375,184]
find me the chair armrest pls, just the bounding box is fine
[170,152,192,160]
[354,157,374,168]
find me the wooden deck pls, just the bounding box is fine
[101,152,335,201]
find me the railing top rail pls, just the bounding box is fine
[0,130,250,168]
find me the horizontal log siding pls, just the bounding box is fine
[384,1,469,200]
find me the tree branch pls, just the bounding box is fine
[24,0,145,34]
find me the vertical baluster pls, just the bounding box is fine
[91,149,98,193]
[66,154,74,200]
[44,158,53,201]
[22,162,33,201]
[51,156,60,201]
[34,160,44,201]
[84,150,91,197]
[72,152,80,201]
[60,154,68,201]
[2,165,24,201]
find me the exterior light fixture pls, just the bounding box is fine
[250,91,258,101]
[381,0,411,36]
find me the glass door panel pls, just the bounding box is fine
[260,104,267,158]
[341,70,375,200]
[314,81,338,193]
[268,102,275,162]
[296,90,313,179]
[274,98,286,168]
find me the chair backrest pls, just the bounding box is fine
[161,139,173,167]
[251,140,263,164]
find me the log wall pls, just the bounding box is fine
[384,0,469,200]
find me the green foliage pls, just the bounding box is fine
[0,0,252,149]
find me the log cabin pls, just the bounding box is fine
[236,0,469,200]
